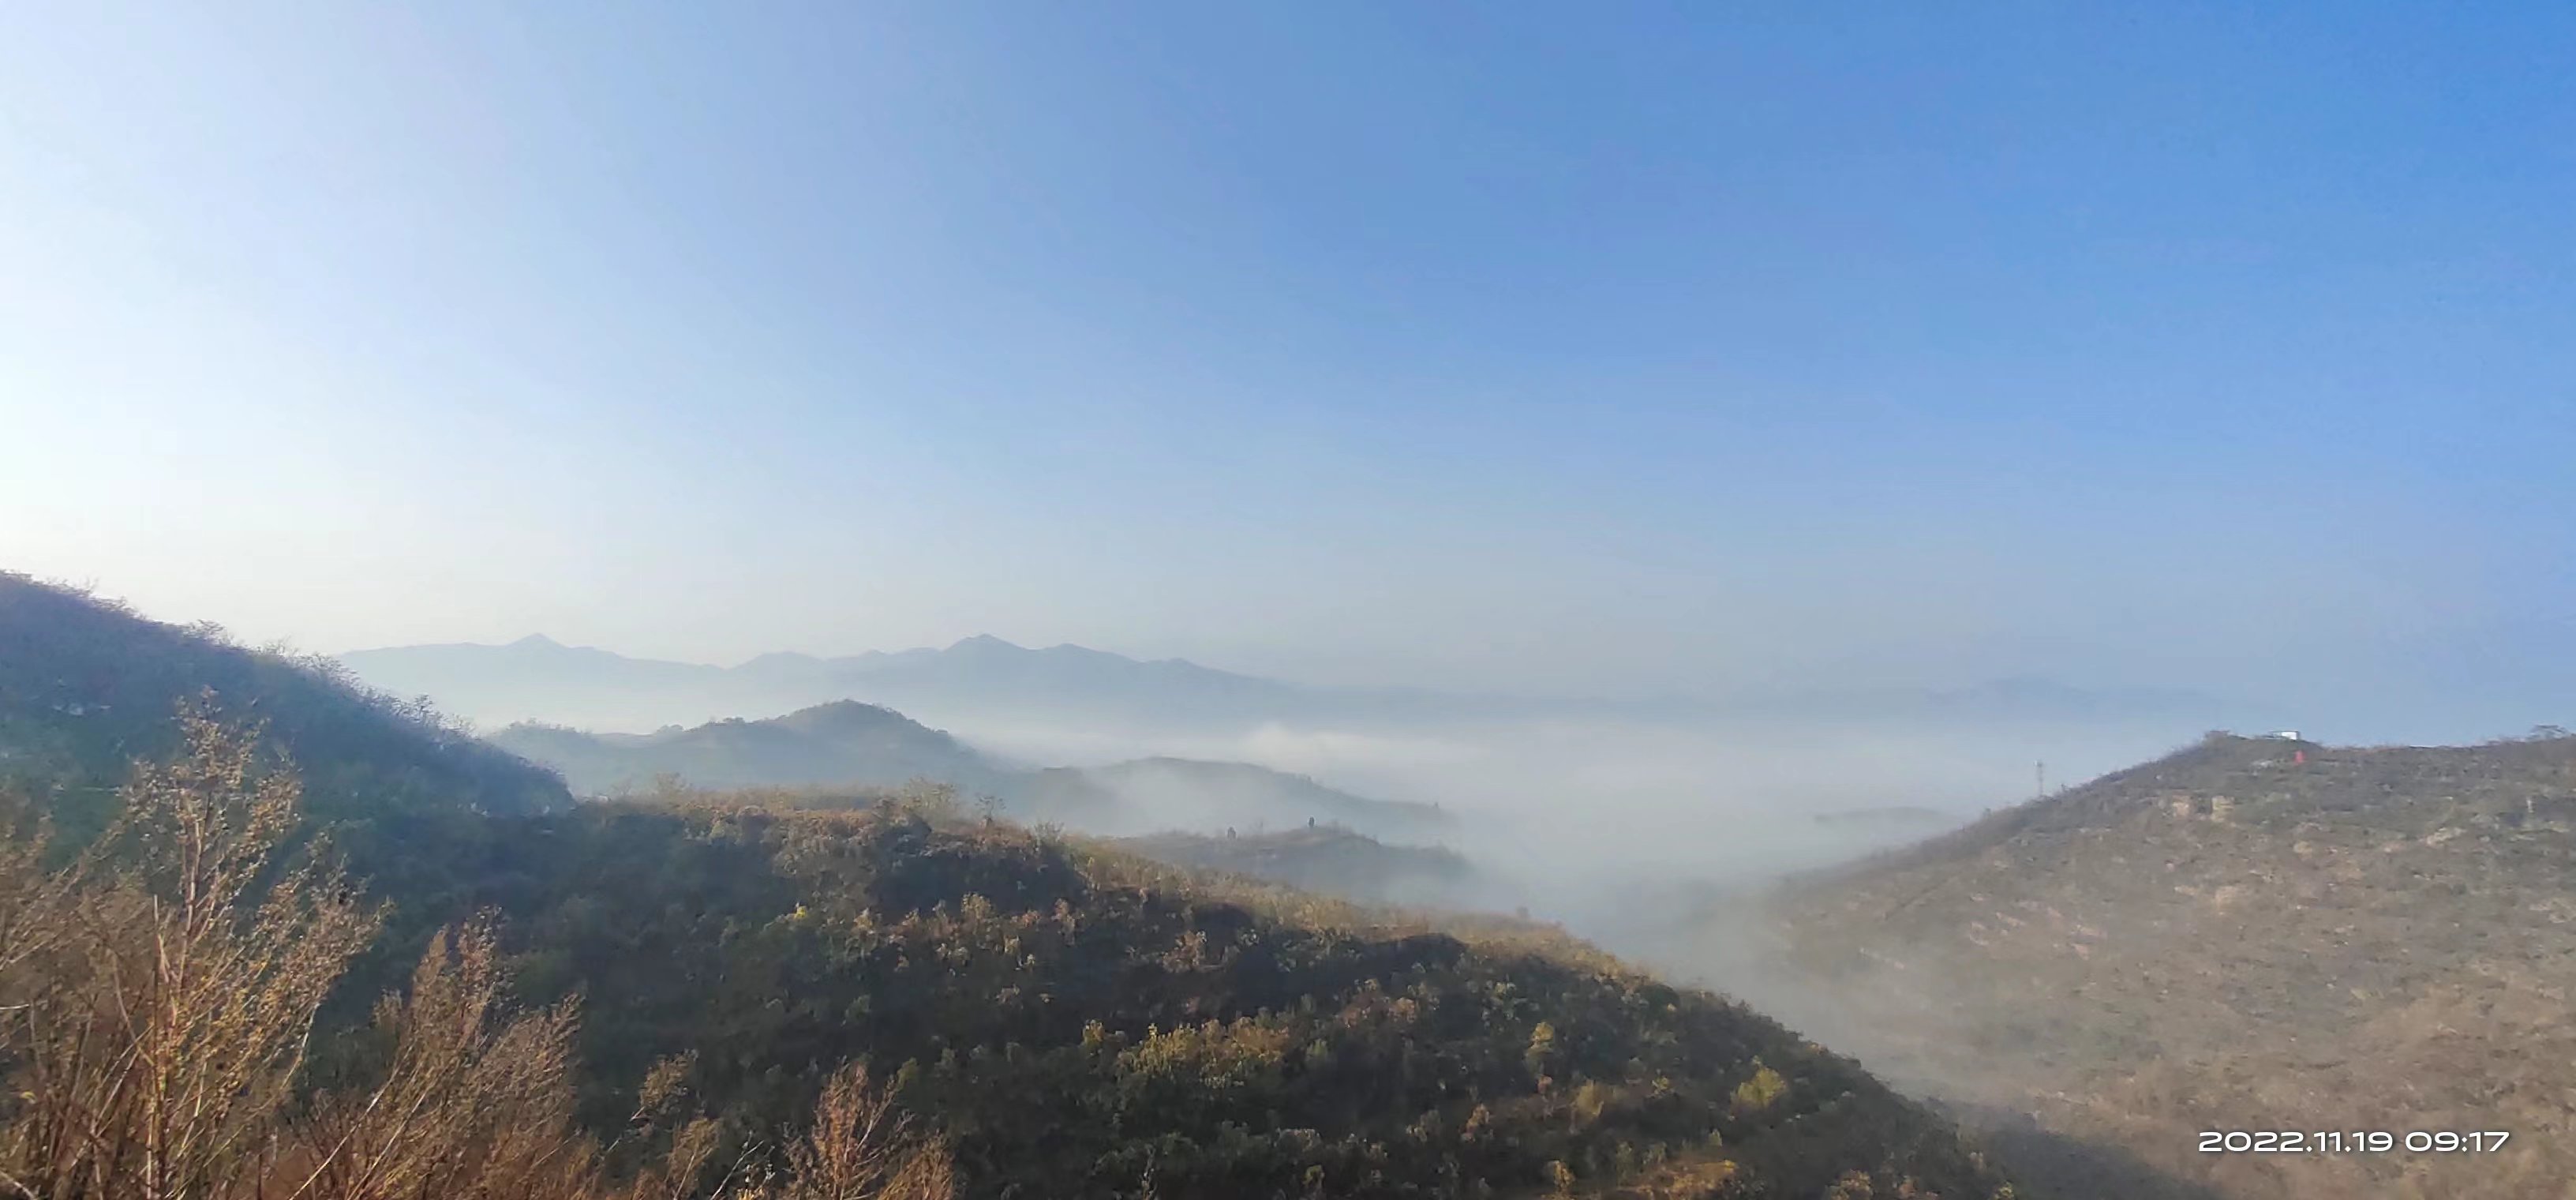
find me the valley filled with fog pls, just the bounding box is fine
[945,708,2198,917]
[323,625,2576,1199]
[9,4,2570,1193]
[341,632,2215,953]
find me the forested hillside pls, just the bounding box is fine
[1757,732,2576,1199]
[492,702,1018,800]
[1117,825,1486,908]
[430,795,2011,1198]
[0,572,568,830]
[0,576,2022,1198]
[496,707,1455,846]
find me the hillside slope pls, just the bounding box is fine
[491,701,1016,799]
[493,707,1457,846]
[0,573,570,834]
[0,581,2022,1199]
[439,796,2016,1199]
[1080,756,1456,844]
[1758,733,2576,1200]
[1117,825,1486,909]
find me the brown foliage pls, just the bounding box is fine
[0,703,381,1200]
[287,921,595,1200]
[776,1063,954,1200]
[0,707,953,1200]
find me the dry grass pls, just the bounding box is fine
[0,703,381,1200]
[0,705,953,1200]
[775,1064,955,1200]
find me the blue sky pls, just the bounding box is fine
[2,3,2570,730]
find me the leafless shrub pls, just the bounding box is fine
[287,920,595,1200]
[777,1063,955,1200]
[0,702,382,1200]
[0,707,953,1200]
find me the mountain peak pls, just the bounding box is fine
[946,634,1026,653]
[510,634,567,651]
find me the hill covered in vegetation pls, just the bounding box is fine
[0,573,570,831]
[1117,825,1486,909]
[2,576,2022,1198]
[495,707,1457,846]
[2,705,959,1200]
[0,567,571,943]
[441,794,2011,1198]
[492,702,1019,800]
[1754,732,2576,1199]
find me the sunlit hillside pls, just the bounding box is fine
[1756,733,2576,1199]
[0,578,2024,1199]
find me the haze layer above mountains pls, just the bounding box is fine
[21,576,2576,1198]
[343,629,2257,921]
[343,631,2227,737]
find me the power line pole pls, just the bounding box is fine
[2035,760,2046,800]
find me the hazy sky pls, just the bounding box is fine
[4,4,2570,718]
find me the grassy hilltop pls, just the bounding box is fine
[1761,731,2576,1199]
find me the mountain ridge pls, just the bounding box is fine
[346,632,2230,733]
[489,701,1459,845]
[1,573,571,830]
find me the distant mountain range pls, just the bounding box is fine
[489,701,1457,845]
[346,633,1359,732]
[343,632,2227,733]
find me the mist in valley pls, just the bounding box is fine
[10,3,2571,1192]
[373,636,2210,960]
[333,627,2576,1198]
[383,640,2238,1185]
[939,707,2185,909]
